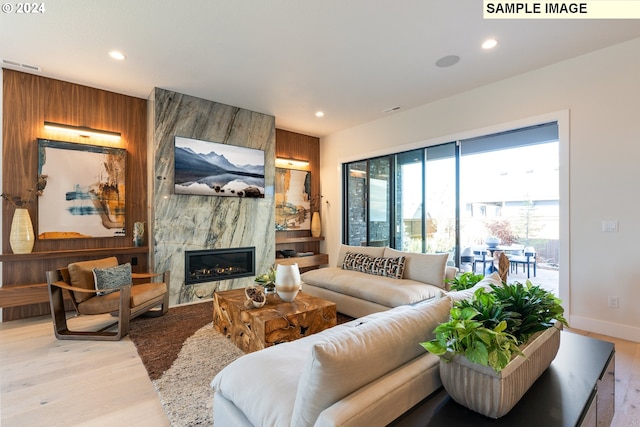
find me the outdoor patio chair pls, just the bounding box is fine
[473,248,494,274]
[460,247,474,273]
[46,257,170,341]
[509,246,537,278]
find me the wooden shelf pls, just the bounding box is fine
[0,246,148,262]
[0,282,53,308]
[0,246,150,311]
[275,253,329,269]
[275,236,324,244]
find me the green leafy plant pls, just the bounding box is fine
[421,281,567,373]
[255,265,276,291]
[489,281,567,343]
[421,304,523,372]
[446,272,485,291]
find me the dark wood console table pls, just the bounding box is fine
[390,331,615,427]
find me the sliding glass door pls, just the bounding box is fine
[392,144,456,256]
[424,144,457,257]
[342,122,559,288]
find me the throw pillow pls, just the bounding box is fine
[342,252,406,279]
[290,295,454,426]
[68,256,119,303]
[336,244,385,267]
[383,248,449,289]
[93,263,132,296]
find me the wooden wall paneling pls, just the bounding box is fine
[275,129,320,206]
[274,129,327,270]
[1,69,148,320]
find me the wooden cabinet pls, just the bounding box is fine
[275,231,328,271]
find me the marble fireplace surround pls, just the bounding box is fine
[149,88,276,305]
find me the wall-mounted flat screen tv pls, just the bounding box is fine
[174,136,265,198]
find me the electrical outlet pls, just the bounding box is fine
[608,296,619,309]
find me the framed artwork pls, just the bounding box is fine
[37,139,126,239]
[275,167,311,230]
[174,136,265,198]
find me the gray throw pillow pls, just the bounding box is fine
[93,263,132,296]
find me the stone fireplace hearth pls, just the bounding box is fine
[185,247,255,285]
[149,88,275,305]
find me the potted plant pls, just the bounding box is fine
[421,281,568,418]
[446,271,484,291]
[255,264,277,294]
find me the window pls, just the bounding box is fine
[342,122,559,270]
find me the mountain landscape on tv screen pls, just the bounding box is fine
[174,139,265,198]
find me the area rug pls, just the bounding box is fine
[129,301,216,381]
[129,301,354,426]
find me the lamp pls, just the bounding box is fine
[275,157,309,168]
[44,121,121,141]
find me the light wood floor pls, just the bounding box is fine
[1,314,639,426]
[0,313,169,427]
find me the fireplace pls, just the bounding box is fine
[185,247,255,285]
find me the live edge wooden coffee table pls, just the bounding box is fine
[213,288,337,353]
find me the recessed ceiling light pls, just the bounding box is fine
[109,51,126,60]
[482,39,498,49]
[315,111,324,118]
[435,55,460,68]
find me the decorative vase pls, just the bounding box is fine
[311,212,321,238]
[9,208,35,254]
[439,322,562,418]
[133,221,145,247]
[275,263,301,301]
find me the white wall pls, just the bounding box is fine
[319,38,640,342]
[0,68,3,321]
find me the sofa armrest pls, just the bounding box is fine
[444,266,458,291]
[314,354,442,427]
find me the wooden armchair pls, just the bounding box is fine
[46,257,170,341]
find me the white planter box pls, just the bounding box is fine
[439,322,562,418]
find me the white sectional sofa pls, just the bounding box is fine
[210,244,503,427]
[300,245,458,318]
[211,294,454,427]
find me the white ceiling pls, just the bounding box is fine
[1,1,639,137]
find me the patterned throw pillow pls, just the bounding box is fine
[93,263,132,296]
[342,252,406,279]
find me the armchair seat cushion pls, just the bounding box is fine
[68,257,119,303]
[77,282,168,315]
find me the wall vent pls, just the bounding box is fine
[383,106,402,114]
[2,58,42,72]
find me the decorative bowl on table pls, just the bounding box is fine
[245,284,267,308]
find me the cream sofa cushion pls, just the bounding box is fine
[290,295,453,427]
[384,248,449,289]
[67,256,119,303]
[336,244,385,267]
[301,267,443,307]
[211,323,355,427]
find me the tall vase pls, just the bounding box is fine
[275,263,301,301]
[10,208,35,254]
[311,212,321,238]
